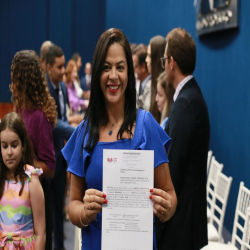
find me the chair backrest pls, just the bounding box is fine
[231,182,250,249]
[242,207,250,250]
[207,150,213,174]
[210,172,232,240]
[78,227,82,250]
[73,226,82,250]
[207,156,224,213]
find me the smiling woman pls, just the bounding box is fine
[62,28,177,250]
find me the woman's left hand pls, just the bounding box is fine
[149,188,173,222]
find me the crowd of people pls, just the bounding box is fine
[0,27,210,250]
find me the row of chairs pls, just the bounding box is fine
[203,150,250,249]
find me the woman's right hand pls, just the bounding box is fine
[83,189,108,223]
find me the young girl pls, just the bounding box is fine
[0,112,45,250]
[155,72,175,129]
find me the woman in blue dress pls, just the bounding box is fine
[62,28,177,250]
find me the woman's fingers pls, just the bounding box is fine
[150,188,172,222]
[82,189,108,222]
[83,189,107,205]
[85,189,106,198]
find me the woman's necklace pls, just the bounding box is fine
[107,120,123,136]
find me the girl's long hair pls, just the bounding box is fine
[82,28,137,152]
[10,50,57,126]
[157,72,175,124]
[0,112,34,198]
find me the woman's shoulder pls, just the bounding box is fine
[23,108,47,120]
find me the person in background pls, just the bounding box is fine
[0,112,45,249]
[155,28,210,250]
[130,43,140,94]
[71,52,82,76]
[46,44,75,250]
[40,40,54,73]
[80,62,92,97]
[62,28,177,250]
[132,44,151,111]
[155,72,174,129]
[71,53,85,99]
[146,35,166,123]
[10,49,57,250]
[65,60,89,116]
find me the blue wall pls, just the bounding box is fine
[1,0,249,234]
[105,0,250,233]
[0,0,106,102]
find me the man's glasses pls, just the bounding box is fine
[160,56,171,69]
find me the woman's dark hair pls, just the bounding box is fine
[82,28,136,152]
[0,112,34,198]
[149,35,166,123]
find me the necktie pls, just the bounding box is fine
[139,83,143,96]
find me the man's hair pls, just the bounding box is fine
[130,43,138,54]
[71,53,81,62]
[46,45,64,66]
[133,44,148,67]
[40,41,53,61]
[166,28,196,75]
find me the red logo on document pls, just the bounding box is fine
[107,158,117,163]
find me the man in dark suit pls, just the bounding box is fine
[46,45,75,250]
[155,28,210,250]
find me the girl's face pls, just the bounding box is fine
[71,66,78,82]
[100,43,128,107]
[155,82,166,113]
[1,128,23,178]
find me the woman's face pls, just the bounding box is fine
[145,44,152,74]
[155,82,166,113]
[100,43,128,107]
[71,66,78,82]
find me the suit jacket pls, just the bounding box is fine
[155,77,210,250]
[46,75,74,175]
[80,75,91,91]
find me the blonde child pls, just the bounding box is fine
[0,112,45,249]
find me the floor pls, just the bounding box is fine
[63,221,232,249]
[64,219,75,249]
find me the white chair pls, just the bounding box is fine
[207,172,232,242]
[207,150,213,174]
[207,156,224,222]
[74,226,82,250]
[201,182,250,250]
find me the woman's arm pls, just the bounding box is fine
[29,175,45,250]
[69,174,107,228]
[151,162,177,222]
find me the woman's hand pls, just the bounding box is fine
[149,188,173,222]
[83,189,108,223]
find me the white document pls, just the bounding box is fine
[102,149,154,250]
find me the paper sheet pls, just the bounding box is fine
[102,149,154,250]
